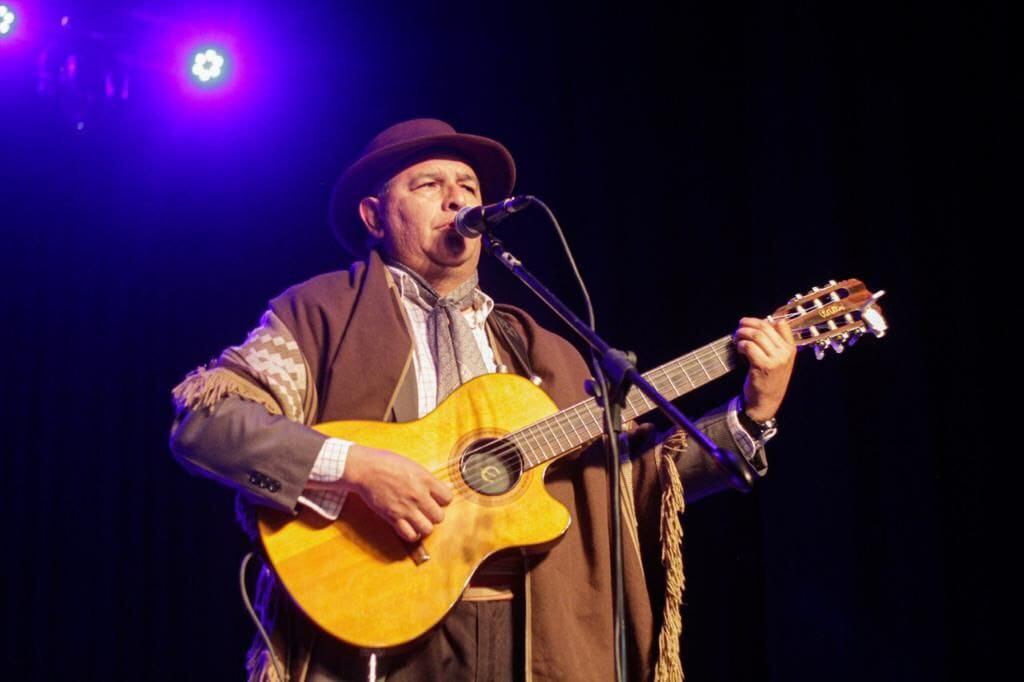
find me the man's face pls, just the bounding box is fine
[360,156,483,287]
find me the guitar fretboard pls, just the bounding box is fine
[508,336,737,468]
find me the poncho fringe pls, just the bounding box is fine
[656,430,687,682]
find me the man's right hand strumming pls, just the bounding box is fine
[340,445,454,542]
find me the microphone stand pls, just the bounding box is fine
[481,229,756,682]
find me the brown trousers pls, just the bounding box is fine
[306,598,523,682]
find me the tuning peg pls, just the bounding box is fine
[814,342,827,361]
[862,291,888,338]
[830,335,846,353]
[847,330,861,346]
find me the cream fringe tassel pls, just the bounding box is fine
[655,432,687,682]
[172,365,283,416]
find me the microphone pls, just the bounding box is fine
[453,195,534,238]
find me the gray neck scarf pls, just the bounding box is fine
[388,262,489,403]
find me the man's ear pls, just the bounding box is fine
[358,196,385,240]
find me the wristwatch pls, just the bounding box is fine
[738,399,779,444]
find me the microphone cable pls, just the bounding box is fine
[522,197,628,682]
[239,552,286,682]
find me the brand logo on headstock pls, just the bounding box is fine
[817,303,844,319]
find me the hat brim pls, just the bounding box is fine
[330,132,516,258]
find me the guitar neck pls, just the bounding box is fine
[511,336,738,469]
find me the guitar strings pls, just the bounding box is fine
[437,336,747,489]
[433,338,732,475]
[426,337,741,490]
[437,350,730,501]
[429,306,841,491]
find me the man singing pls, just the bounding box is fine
[170,118,796,681]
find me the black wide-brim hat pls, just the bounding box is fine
[329,118,516,257]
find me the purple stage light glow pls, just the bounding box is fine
[191,47,226,84]
[0,4,16,37]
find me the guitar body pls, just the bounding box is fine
[256,373,573,650]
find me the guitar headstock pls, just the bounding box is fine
[770,279,887,360]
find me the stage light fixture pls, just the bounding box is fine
[191,48,226,84]
[0,5,16,36]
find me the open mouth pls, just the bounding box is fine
[444,230,466,251]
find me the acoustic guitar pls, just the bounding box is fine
[257,278,887,649]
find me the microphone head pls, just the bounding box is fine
[453,196,533,238]
[453,205,483,239]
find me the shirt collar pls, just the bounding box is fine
[386,264,495,321]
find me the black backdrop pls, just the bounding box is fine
[1,0,1003,679]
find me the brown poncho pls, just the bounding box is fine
[175,251,693,681]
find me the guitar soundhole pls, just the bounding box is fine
[459,438,523,496]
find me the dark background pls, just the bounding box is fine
[1,0,1003,679]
